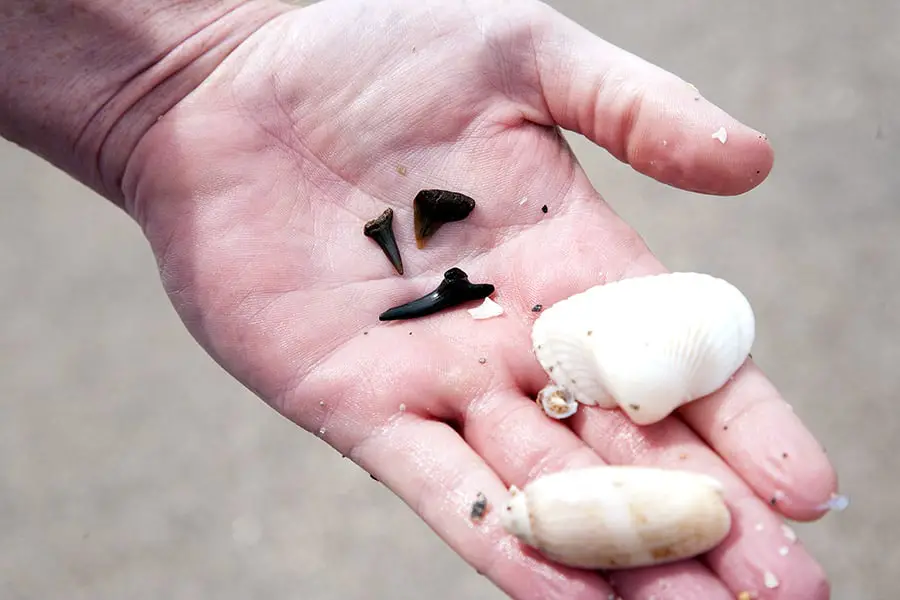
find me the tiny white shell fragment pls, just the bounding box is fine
[781,524,797,542]
[764,571,780,589]
[468,297,504,320]
[537,385,578,420]
[499,465,732,570]
[531,272,755,425]
[712,127,728,143]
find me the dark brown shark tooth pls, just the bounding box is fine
[379,267,494,321]
[412,189,476,249]
[363,208,403,275]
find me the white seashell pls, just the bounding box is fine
[531,272,755,425]
[468,297,504,320]
[537,385,578,420]
[499,465,732,570]
[712,126,728,144]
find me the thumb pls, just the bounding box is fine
[527,5,773,196]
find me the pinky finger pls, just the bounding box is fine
[348,415,615,600]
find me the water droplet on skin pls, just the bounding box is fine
[318,427,326,435]
[818,493,850,512]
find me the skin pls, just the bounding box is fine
[1,0,838,598]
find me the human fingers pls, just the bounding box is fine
[506,208,837,521]
[678,362,839,521]
[497,214,834,596]
[349,415,616,600]
[524,2,773,196]
[570,405,830,599]
[460,385,735,599]
[619,251,839,522]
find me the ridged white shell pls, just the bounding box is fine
[531,272,755,425]
[499,466,732,569]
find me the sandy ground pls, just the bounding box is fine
[1,0,897,598]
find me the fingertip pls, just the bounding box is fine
[625,83,776,196]
[768,455,841,523]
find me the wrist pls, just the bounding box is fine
[0,0,292,207]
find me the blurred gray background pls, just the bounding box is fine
[1,0,896,598]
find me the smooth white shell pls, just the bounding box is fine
[531,272,755,425]
[499,466,732,569]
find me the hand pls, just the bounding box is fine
[124,0,837,597]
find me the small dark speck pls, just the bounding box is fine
[532,304,543,312]
[587,330,593,336]
[548,366,554,373]
[782,452,789,459]
[470,492,488,522]
[770,497,778,506]
[478,357,487,364]
[541,205,548,214]
[370,474,380,483]
[723,425,729,431]
[363,331,369,335]
[629,403,640,411]
[409,331,413,335]
[756,170,761,175]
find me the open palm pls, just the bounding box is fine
[124,1,837,597]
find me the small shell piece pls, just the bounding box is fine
[537,385,578,420]
[531,272,755,425]
[468,297,504,320]
[499,465,732,570]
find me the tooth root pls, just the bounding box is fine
[363,208,404,275]
[413,189,476,248]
